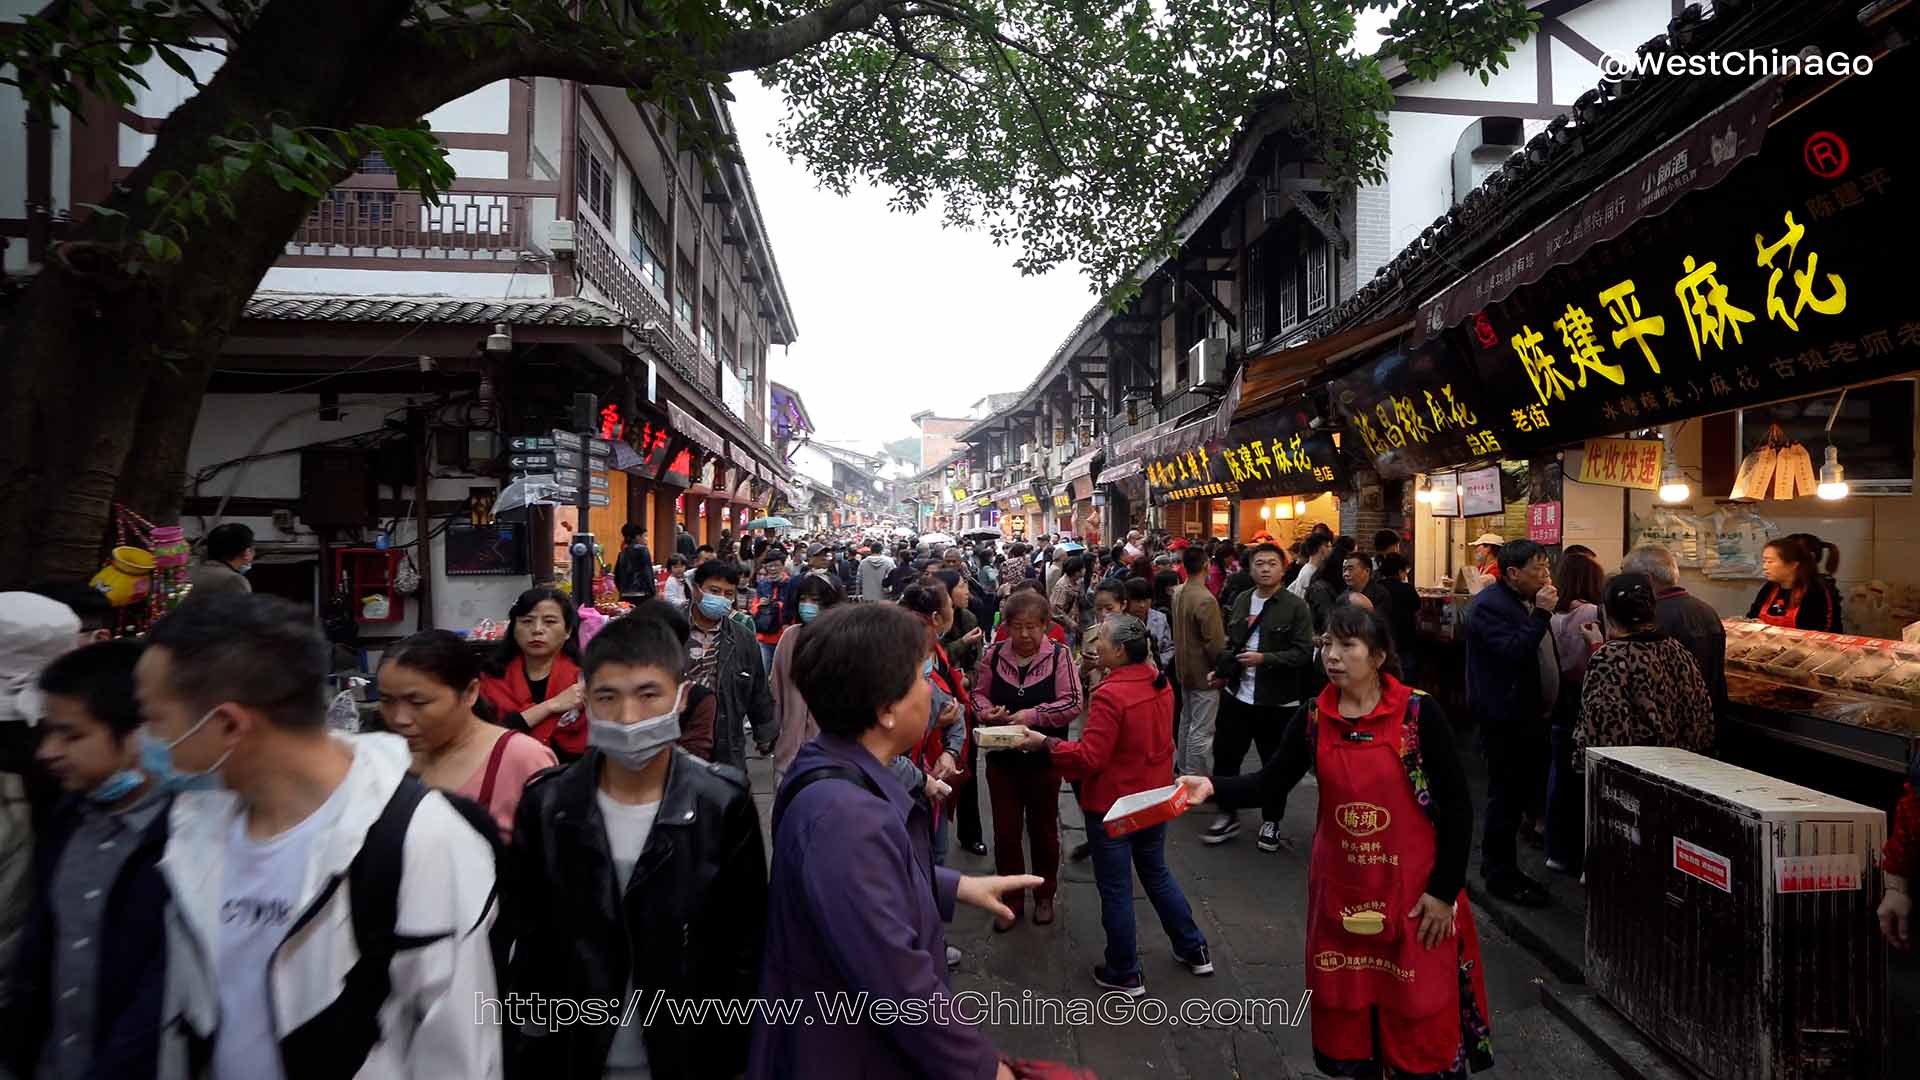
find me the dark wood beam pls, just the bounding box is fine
[703,191,731,205]
[1185,278,1238,331]
[1185,268,1237,282]
[1181,246,1236,259]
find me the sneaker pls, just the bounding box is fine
[1256,821,1283,852]
[946,946,962,969]
[1175,946,1215,976]
[1201,815,1241,846]
[1544,857,1571,874]
[1092,965,1146,997]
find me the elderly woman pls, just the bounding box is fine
[749,605,1036,1080]
[1577,572,1715,763]
[974,589,1083,928]
[1178,605,1492,1078]
[1016,615,1208,997]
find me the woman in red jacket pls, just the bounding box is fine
[477,586,587,761]
[1015,614,1210,997]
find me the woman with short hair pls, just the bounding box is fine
[973,589,1082,927]
[1578,573,1715,762]
[750,604,1036,1080]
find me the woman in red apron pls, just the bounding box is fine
[901,577,974,860]
[1179,604,1493,1078]
[1747,535,1842,631]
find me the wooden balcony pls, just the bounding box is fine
[572,220,708,383]
[289,191,539,263]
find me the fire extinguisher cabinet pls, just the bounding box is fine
[332,548,406,624]
[1584,746,1887,1079]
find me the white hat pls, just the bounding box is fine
[1470,533,1506,548]
[0,592,83,726]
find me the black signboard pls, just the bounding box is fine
[1335,56,1919,475]
[1146,403,1350,505]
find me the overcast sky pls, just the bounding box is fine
[728,79,1098,449]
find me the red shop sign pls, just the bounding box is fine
[1527,501,1563,545]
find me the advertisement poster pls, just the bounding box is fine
[1460,465,1504,517]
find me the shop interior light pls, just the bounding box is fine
[1415,487,1435,504]
[1294,499,1309,515]
[1817,388,1849,501]
[1259,505,1272,519]
[1817,445,1848,500]
[1658,463,1691,504]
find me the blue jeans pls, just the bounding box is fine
[759,641,777,673]
[1082,805,1206,980]
[1545,721,1585,871]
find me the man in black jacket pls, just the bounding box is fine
[507,610,767,1080]
[4,639,170,1080]
[684,561,778,769]
[1202,543,1314,852]
[615,523,657,602]
[1464,539,1558,907]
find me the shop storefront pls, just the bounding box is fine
[1322,58,1919,792]
[1142,401,1352,544]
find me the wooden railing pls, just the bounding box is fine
[291,191,532,258]
[573,221,706,379]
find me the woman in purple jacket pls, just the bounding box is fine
[748,603,1037,1080]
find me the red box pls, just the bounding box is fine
[1102,784,1190,838]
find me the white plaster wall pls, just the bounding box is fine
[258,265,554,297]
[531,78,564,179]
[186,393,525,631]
[444,148,510,179]
[0,82,26,217]
[427,82,512,135]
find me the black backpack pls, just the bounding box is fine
[279,774,505,1080]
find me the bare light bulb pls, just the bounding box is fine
[1817,445,1848,500]
[1294,500,1308,515]
[1259,505,1271,519]
[1415,488,1435,504]
[1659,480,1692,503]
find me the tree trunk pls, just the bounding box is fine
[0,0,417,587]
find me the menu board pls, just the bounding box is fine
[1459,465,1504,517]
[1332,53,1919,475]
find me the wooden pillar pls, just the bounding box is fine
[411,408,435,630]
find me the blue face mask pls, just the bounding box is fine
[234,563,252,576]
[86,768,145,805]
[697,593,733,621]
[921,657,936,678]
[798,601,822,623]
[139,708,231,793]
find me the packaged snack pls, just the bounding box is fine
[1103,784,1191,838]
[973,725,1031,749]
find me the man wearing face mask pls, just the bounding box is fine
[134,593,501,1079]
[186,523,256,599]
[683,560,778,771]
[507,606,767,1079]
[4,639,169,1080]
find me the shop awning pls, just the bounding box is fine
[1061,448,1103,484]
[1100,458,1143,484]
[1235,314,1413,419]
[668,402,725,459]
[1413,76,1778,346]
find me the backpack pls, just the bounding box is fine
[278,773,505,1080]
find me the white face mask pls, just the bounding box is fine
[587,684,687,770]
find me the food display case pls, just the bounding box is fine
[1722,619,1920,772]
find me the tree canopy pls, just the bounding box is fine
[0,0,1538,584]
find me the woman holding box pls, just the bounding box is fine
[1015,614,1209,997]
[1178,605,1492,1079]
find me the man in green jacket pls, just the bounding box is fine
[1202,543,1314,851]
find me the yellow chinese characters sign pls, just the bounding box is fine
[1578,438,1663,491]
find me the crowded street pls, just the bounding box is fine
[4,1,1920,1078]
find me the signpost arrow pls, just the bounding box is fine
[508,453,553,471]
[588,473,609,492]
[586,438,613,459]
[555,467,582,487]
[588,492,610,508]
[509,436,555,452]
[551,430,583,450]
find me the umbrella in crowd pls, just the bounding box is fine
[745,515,794,530]
[961,527,1001,540]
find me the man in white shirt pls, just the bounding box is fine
[137,594,500,1080]
[1203,544,1314,852]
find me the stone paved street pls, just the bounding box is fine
[751,747,1616,1079]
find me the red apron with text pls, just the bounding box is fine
[1305,681,1492,1073]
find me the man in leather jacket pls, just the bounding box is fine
[506,612,767,1079]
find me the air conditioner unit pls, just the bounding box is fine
[990,455,1004,471]
[548,219,576,253]
[968,472,985,490]
[1079,397,1101,420]
[1189,338,1228,391]
[1585,746,1887,1079]
[1017,445,1031,465]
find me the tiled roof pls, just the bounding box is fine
[242,293,630,327]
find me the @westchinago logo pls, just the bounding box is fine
[1597,47,1872,81]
